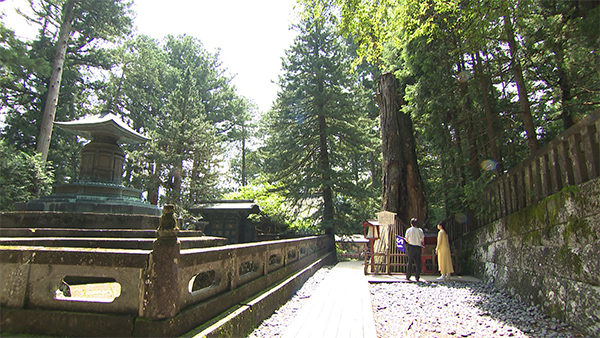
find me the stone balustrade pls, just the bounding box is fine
[0,234,335,336]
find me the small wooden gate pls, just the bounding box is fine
[364,214,440,275]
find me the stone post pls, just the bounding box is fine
[139,205,181,319]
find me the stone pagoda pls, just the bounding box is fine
[14,114,160,216]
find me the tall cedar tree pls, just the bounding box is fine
[377,73,428,225]
[261,15,372,234]
[31,0,133,163]
[305,0,599,224]
[1,0,132,186]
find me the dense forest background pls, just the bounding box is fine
[1,0,598,236]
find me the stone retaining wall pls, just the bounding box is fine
[456,177,599,336]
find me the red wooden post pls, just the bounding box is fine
[363,220,381,274]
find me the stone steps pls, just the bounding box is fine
[0,211,223,251]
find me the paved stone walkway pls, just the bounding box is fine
[283,260,376,338]
[251,260,582,337]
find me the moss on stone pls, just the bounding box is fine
[505,203,542,235]
[456,234,477,275]
[505,185,580,236]
[563,216,597,244]
[557,245,583,275]
[545,301,566,321]
[523,229,543,246]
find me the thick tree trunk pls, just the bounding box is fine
[317,112,334,226]
[148,187,159,205]
[147,162,159,205]
[554,50,575,129]
[376,73,427,225]
[474,53,502,172]
[313,67,334,233]
[36,0,76,162]
[173,162,182,204]
[504,14,539,152]
[446,109,468,189]
[241,124,247,186]
[440,121,457,216]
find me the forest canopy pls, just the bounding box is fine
[1,0,598,235]
[302,0,599,223]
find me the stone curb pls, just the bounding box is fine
[184,252,337,337]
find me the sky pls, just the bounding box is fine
[1,0,301,113]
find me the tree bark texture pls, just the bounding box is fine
[376,73,427,225]
[474,52,502,172]
[173,163,182,204]
[457,59,480,179]
[36,0,76,162]
[313,65,334,231]
[554,49,575,129]
[147,162,159,205]
[318,112,334,225]
[504,14,539,153]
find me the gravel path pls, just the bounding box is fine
[370,280,583,338]
[249,265,583,337]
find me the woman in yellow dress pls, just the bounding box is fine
[436,221,454,279]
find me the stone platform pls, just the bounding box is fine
[0,228,225,250]
[0,211,160,229]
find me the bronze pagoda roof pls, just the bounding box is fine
[54,114,149,144]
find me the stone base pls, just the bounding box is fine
[15,198,160,216]
[0,211,160,229]
[14,182,159,216]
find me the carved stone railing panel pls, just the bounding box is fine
[177,236,331,312]
[0,235,333,325]
[0,248,148,314]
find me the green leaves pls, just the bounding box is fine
[305,0,599,225]
[0,140,54,211]
[1,0,134,182]
[2,4,255,211]
[260,10,380,234]
[102,34,247,206]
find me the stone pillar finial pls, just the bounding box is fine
[158,204,179,238]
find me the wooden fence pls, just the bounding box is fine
[448,111,599,239]
[364,222,438,275]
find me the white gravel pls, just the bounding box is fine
[248,265,584,337]
[370,280,583,338]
